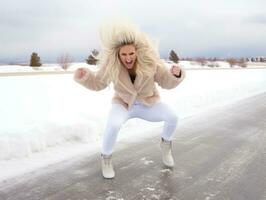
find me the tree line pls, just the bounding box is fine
[28,50,266,69]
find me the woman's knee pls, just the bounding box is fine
[165,111,178,125]
[106,104,128,132]
[108,117,126,132]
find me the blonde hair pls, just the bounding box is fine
[98,21,161,83]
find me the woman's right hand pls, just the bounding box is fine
[75,68,87,79]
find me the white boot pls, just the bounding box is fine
[101,154,115,179]
[160,138,174,167]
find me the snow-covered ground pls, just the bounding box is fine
[0,64,266,182]
[0,63,84,73]
[1,61,265,74]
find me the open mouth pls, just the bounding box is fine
[126,60,133,65]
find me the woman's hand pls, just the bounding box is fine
[74,68,87,79]
[170,65,181,77]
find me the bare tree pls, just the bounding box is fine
[195,57,207,66]
[238,58,247,68]
[57,54,73,70]
[226,58,238,67]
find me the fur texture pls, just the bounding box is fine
[74,21,185,109]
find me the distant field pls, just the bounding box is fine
[0,70,74,77]
[0,62,266,77]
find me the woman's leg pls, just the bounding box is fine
[130,102,178,141]
[130,102,177,167]
[102,104,129,155]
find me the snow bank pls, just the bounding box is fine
[1,68,266,159]
[0,62,88,73]
[176,60,266,69]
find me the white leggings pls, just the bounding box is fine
[102,101,178,155]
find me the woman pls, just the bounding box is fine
[74,22,185,179]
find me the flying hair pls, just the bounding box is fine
[97,19,162,83]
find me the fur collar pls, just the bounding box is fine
[117,66,151,95]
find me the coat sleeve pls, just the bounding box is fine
[74,66,109,91]
[154,63,185,89]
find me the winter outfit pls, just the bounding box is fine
[74,64,185,109]
[74,63,185,178]
[101,101,178,155]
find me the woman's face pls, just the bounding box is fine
[119,44,137,70]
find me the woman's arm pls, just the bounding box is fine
[154,63,185,89]
[74,66,109,91]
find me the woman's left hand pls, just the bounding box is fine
[170,65,181,76]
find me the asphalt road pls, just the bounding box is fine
[0,93,266,200]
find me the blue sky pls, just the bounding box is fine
[0,0,266,63]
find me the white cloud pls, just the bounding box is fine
[0,0,265,63]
